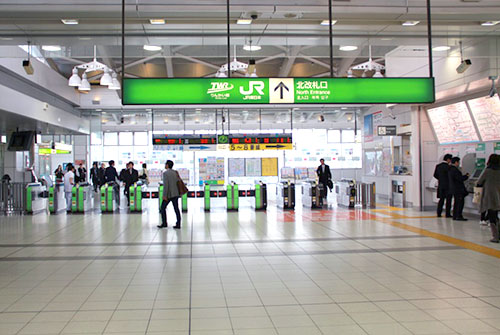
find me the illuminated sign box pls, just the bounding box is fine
[123,77,435,105]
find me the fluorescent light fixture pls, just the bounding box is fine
[79,37,92,40]
[402,21,420,26]
[61,19,79,25]
[68,68,81,87]
[100,68,113,86]
[237,19,252,25]
[143,45,162,51]
[149,19,166,25]
[320,20,337,26]
[42,45,61,51]
[243,45,261,51]
[78,73,91,91]
[339,46,358,51]
[481,21,500,26]
[433,46,451,51]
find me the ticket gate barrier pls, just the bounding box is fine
[71,184,94,213]
[182,192,188,212]
[48,183,66,214]
[101,183,118,213]
[302,182,324,209]
[129,184,143,212]
[252,183,267,210]
[26,183,48,214]
[277,182,295,210]
[336,180,356,208]
[227,182,239,211]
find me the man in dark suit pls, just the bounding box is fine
[105,160,120,206]
[317,158,332,199]
[123,162,139,206]
[449,157,470,221]
[433,154,453,217]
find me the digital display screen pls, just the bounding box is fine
[427,102,479,144]
[229,135,292,144]
[467,96,500,142]
[153,135,216,145]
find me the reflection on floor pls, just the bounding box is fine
[1,200,500,335]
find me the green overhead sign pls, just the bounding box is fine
[123,77,435,105]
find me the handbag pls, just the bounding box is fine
[472,186,482,204]
[176,171,188,196]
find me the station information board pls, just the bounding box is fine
[467,96,500,142]
[123,77,435,105]
[153,135,217,145]
[427,102,479,144]
[229,134,292,144]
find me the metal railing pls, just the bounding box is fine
[0,182,26,214]
[355,182,376,209]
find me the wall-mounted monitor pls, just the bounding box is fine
[467,96,500,142]
[427,102,479,144]
[7,131,35,151]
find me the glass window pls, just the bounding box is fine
[342,130,355,143]
[134,132,148,146]
[327,130,341,143]
[119,132,133,146]
[104,132,118,146]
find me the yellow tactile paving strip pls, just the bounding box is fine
[370,213,500,259]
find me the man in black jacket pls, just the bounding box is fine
[105,160,120,206]
[433,154,453,217]
[123,162,139,206]
[449,157,470,221]
[317,158,332,200]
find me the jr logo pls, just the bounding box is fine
[207,82,234,94]
[240,81,265,95]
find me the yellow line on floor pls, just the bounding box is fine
[375,204,406,211]
[372,216,500,259]
[371,209,437,219]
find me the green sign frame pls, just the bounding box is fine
[123,77,435,105]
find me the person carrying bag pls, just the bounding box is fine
[157,160,184,229]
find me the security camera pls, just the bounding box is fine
[120,117,124,124]
[250,13,258,20]
[22,60,34,75]
[456,59,472,74]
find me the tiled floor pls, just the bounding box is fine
[1,198,500,334]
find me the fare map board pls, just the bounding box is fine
[467,97,500,142]
[123,78,435,105]
[427,102,479,144]
[261,158,278,176]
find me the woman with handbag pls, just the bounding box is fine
[157,160,187,229]
[476,154,500,243]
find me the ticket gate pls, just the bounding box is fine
[227,182,239,211]
[302,181,324,209]
[277,182,295,210]
[71,184,94,213]
[101,183,118,213]
[336,180,356,208]
[26,182,48,214]
[253,182,267,210]
[48,183,66,214]
[129,183,143,212]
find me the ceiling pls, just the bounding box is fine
[1,0,500,80]
[0,109,81,135]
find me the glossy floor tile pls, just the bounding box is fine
[0,199,500,334]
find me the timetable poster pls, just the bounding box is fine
[199,157,225,184]
[245,158,262,177]
[228,158,245,177]
[467,97,500,142]
[261,157,278,176]
[427,102,479,144]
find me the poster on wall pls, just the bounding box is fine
[467,96,500,142]
[364,114,374,142]
[427,102,479,144]
[245,158,262,177]
[261,157,278,176]
[199,157,225,185]
[228,158,245,177]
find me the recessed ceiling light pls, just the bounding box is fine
[243,45,261,51]
[237,19,252,25]
[79,37,92,40]
[61,19,79,25]
[42,45,61,51]
[320,20,337,26]
[402,21,420,26]
[481,21,500,26]
[433,46,451,51]
[149,19,166,25]
[143,45,162,51]
[339,46,358,51]
[381,37,393,41]
[0,37,13,41]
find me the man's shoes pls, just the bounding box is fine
[437,214,442,218]
[453,217,468,221]
[480,220,489,226]
[446,215,452,218]
[173,225,181,229]
[490,239,499,243]
[157,225,168,228]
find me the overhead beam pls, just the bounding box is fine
[299,55,336,70]
[278,46,303,77]
[174,54,220,70]
[162,46,174,78]
[337,46,365,77]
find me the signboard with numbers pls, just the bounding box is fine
[123,78,435,105]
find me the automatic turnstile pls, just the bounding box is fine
[26,183,48,214]
[302,181,324,209]
[101,183,118,213]
[227,182,239,211]
[129,183,143,212]
[277,182,295,210]
[252,182,267,210]
[336,180,356,208]
[71,184,94,213]
[48,183,66,214]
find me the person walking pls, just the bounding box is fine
[157,160,182,229]
[90,162,99,192]
[64,164,75,213]
[476,154,500,243]
[105,160,120,206]
[317,158,332,200]
[77,163,87,183]
[433,154,453,217]
[97,162,106,189]
[139,163,149,185]
[123,162,139,206]
[449,157,469,221]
